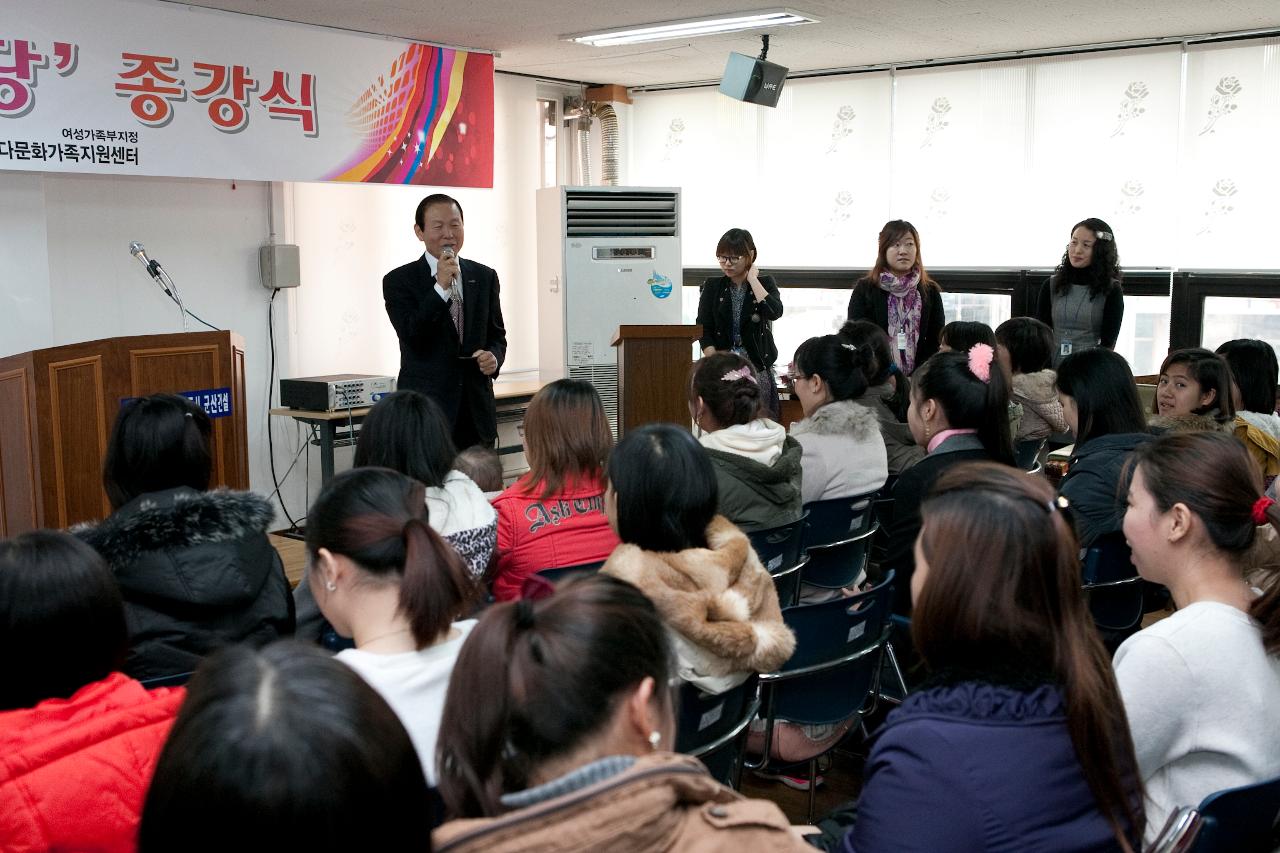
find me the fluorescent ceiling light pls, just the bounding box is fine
[564,8,818,47]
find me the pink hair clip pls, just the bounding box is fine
[721,365,754,382]
[968,343,993,383]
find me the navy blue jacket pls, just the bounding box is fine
[841,682,1135,853]
[1059,432,1152,548]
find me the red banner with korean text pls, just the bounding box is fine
[1,0,494,186]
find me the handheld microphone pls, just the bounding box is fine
[440,245,459,292]
[128,241,163,281]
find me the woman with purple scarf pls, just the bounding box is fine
[846,220,944,377]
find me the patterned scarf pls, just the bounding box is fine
[879,269,923,374]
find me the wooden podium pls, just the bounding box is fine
[611,325,701,437]
[0,331,249,536]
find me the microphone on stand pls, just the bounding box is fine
[129,241,163,281]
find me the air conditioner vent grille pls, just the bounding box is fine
[565,191,678,237]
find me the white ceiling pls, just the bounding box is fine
[169,0,1279,87]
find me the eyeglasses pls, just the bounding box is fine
[716,255,743,265]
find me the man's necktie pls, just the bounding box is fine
[449,288,463,341]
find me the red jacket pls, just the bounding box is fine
[0,672,184,853]
[491,474,620,600]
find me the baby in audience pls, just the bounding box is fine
[601,423,794,694]
[433,574,812,851]
[139,642,432,852]
[304,467,477,786]
[0,531,184,852]
[840,463,1144,852]
[490,379,619,600]
[691,351,803,531]
[1148,347,1235,433]
[454,445,505,496]
[1114,432,1280,844]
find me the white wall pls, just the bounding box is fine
[0,72,542,529]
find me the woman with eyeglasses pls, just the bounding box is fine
[697,228,784,420]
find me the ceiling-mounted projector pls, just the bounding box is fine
[719,49,787,107]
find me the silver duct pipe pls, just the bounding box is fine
[594,103,619,185]
[576,115,593,186]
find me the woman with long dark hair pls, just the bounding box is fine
[490,380,618,600]
[840,463,1145,852]
[1216,338,1280,487]
[1055,348,1152,548]
[1035,218,1124,365]
[305,467,476,785]
[882,345,1015,614]
[140,642,431,852]
[838,319,924,473]
[697,227,785,419]
[76,394,293,681]
[433,574,810,851]
[1116,432,1280,843]
[846,220,944,376]
[1148,347,1235,433]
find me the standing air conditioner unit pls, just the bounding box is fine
[536,186,682,434]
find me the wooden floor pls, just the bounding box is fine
[740,749,867,827]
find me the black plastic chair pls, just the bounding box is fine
[139,671,194,689]
[674,674,760,789]
[770,555,806,609]
[746,512,808,575]
[799,523,880,591]
[1016,437,1047,471]
[1147,772,1280,853]
[1081,531,1145,652]
[746,571,896,822]
[801,490,879,551]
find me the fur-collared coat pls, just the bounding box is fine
[602,516,795,694]
[790,398,889,504]
[1011,369,1068,442]
[1148,410,1234,435]
[75,486,294,681]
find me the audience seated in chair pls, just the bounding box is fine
[601,424,795,695]
[0,531,184,853]
[138,641,431,852]
[882,345,1016,615]
[838,320,925,475]
[303,467,478,786]
[1148,348,1236,434]
[1216,338,1280,489]
[1055,348,1153,548]
[432,574,812,852]
[996,316,1069,444]
[294,391,495,641]
[838,462,1144,853]
[75,393,294,681]
[1114,432,1280,845]
[454,444,505,497]
[691,351,803,532]
[787,334,888,504]
[490,380,619,601]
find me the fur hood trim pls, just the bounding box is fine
[791,399,880,442]
[1012,370,1058,405]
[1148,411,1233,435]
[75,488,276,567]
[602,516,795,674]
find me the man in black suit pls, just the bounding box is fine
[383,194,507,449]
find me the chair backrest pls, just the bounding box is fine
[802,491,879,551]
[1147,807,1203,853]
[1081,531,1145,634]
[139,671,194,689]
[799,523,878,590]
[770,555,805,609]
[1190,772,1280,852]
[1016,437,1047,471]
[762,572,895,727]
[674,674,760,787]
[537,559,605,585]
[746,511,809,574]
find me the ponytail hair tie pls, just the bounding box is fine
[721,365,754,382]
[515,599,536,629]
[968,343,994,383]
[1252,496,1275,525]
